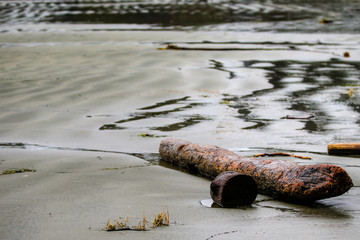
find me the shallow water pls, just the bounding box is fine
[99,54,360,148]
[1,0,360,33]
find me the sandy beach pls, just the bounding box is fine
[1,27,360,240]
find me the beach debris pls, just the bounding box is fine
[347,88,354,98]
[285,114,314,119]
[157,44,181,50]
[133,212,147,231]
[139,133,153,137]
[159,138,353,203]
[319,18,333,24]
[344,51,350,57]
[219,100,231,105]
[152,208,170,227]
[106,218,131,231]
[138,133,167,138]
[328,143,360,156]
[106,208,169,231]
[253,152,312,160]
[0,168,36,175]
[210,171,257,207]
[157,44,288,51]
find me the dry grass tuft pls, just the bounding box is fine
[152,207,170,227]
[106,208,170,231]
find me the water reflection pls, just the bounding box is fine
[100,57,360,137]
[201,194,356,219]
[150,115,210,131]
[209,59,237,79]
[99,96,210,131]
[256,199,354,219]
[225,58,360,133]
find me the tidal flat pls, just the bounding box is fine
[1,28,360,240]
[1,1,360,238]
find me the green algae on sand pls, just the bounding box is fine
[1,168,36,175]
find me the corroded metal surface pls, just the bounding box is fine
[159,138,353,203]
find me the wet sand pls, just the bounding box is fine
[1,30,360,239]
